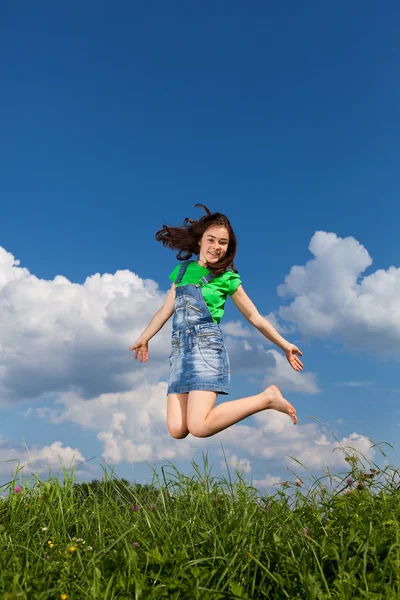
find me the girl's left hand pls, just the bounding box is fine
[284,344,304,372]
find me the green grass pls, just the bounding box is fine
[1,444,400,600]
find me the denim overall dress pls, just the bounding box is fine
[167,260,230,395]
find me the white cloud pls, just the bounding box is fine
[263,313,294,336]
[221,321,254,338]
[37,382,193,464]
[0,437,85,477]
[220,454,252,473]
[224,337,275,373]
[221,313,292,341]
[32,376,368,475]
[0,246,171,405]
[252,474,281,489]
[314,434,331,446]
[264,350,320,394]
[32,381,375,480]
[223,338,320,387]
[214,410,376,472]
[275,231,400,353]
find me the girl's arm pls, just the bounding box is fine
[129,284,176,362]
[140,283,176,341]
[231,285,304,372]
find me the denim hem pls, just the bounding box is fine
[167,385,229,395]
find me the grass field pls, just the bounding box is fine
[0,443,399,599]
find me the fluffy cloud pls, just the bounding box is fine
[221,321,254,339]
[0,246,171,405]
[224,336,276,373]
[34,381,374,481]
[276,231,400,353]
[252,474,281,489]
[224,338,320,393]
[214,410,376,475]
[37,382,193,464]
[220,453,252,474]
[263,349,320,394]
[221,314,291,340]
[0,436,85,477]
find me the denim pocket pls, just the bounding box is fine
[187,302,202,314]
[197,331,224,352]
[196,332,227,373]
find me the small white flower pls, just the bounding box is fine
[87,546,93,551]
[41,527,48,532]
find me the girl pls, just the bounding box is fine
[130,205,303,439]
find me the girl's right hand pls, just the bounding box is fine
[129,338,149,363]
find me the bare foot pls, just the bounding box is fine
[262,385,298,425]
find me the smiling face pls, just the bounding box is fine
[197,225,230,266]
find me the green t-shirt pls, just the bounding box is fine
[169,261,242,324]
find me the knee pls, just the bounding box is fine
[187,425,210,438]
[168,425,189,439]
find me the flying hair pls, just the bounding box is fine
[155,204,238,274]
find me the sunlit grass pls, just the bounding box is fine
[0,440,399,599]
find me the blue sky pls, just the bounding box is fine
[1,1,399,490]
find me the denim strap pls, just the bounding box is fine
[199,272,217,285]
[199,267,233,286]
[175,260,191,284]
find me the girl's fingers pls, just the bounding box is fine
[291,356,303,371]
[129,345,148,362]
[290,352,303,367]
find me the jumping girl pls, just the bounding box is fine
[130,205,303,439]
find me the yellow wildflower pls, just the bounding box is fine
[49,543,54,549]
[69,546,76,552]
[61,595,67,600]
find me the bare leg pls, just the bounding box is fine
[167,393,189,439]
[187,385,297,438]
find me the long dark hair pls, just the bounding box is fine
[155,204,237,274]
